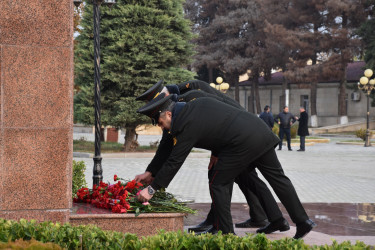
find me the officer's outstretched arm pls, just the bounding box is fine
[151,133,196,190]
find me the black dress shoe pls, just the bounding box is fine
[288,148,293,151]
[297,149,305,152]
[188,220,213,232]
[293,219,316,239]
[235,218,268,228]
[194,226,218,235]
[277,148,282,150]
[256,218,290,234]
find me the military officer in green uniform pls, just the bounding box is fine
[136,93,316,239]
[135,80,285,233]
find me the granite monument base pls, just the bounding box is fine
[70,203,185,237]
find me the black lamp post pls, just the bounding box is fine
[73,0,115,186]
[358,69,375,147]
[91,0,115,187]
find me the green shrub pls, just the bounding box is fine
[72,160,87,199]
[0,219,138,249]
[73,139,124,153]
[291,125,298,138]
[0,218,372,249]
[355,128,366,141]
[272,124,279,135]
[272,124,298,139]
[0,238,62,249]
[355,128,372,141]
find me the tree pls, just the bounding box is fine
[263,0,329,126]
[74,0,195,151]
[185,0,230,85]
[187,0,276,113]
[358,0,375,106]
[323,0,366,123]
[258,0,295,112]
[261,0,365,126]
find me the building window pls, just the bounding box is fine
[300,95,309,111]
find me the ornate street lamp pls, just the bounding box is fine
[210,77,230,93]
[358,69,375,147]
[91,0,116,187]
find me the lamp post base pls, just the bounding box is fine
[364,130,372,147]
[93,156,103,187]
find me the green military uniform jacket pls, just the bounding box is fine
[151,97,280,190]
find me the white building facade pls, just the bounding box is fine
[227,61,375,127]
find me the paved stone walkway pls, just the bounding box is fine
[74,138,375,204]
[74,137,375,246]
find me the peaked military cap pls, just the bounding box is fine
[137,93,176,125]
[136,79,164,101]
[165,84,180,95]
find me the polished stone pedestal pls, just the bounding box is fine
[70,203,185,237]
[0,1,74,223]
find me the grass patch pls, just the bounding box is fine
[305,136,326,139]
[73,140,124,153]
[338,139,375,143]
[291,137,327,142]
[73,140,160,153]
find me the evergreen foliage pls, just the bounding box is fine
[359,17,375,71]
[72,160,87,199]
[74,0,195,149]
[0,219,372,249]
[358,0,375,106]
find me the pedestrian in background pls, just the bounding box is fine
[296,107,309,152]
[275,106,296,151]
[259,105,274,129]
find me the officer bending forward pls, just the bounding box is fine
[136,93,316,239]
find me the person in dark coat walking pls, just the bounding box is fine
[259,105,274,129]
[135,80,283,233]
[136,94,316,239]
[275,106,296,151]
[296,107,309,151]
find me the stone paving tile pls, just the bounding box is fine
[74,138,375,245]
[75,140,375,203]
[182,225,375,246]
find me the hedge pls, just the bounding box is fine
[0,219,372,249]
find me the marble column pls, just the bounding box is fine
[0,0,74,222]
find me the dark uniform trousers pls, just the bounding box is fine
[205,167,280,225]
[149,90,277,224]
[178,88,272,223]
[279,127,292,149]
[209,148,308,233]
[150,98,306,235]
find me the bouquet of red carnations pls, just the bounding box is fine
[73,175,195,216]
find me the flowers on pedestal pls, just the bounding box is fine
[74,175,195,215]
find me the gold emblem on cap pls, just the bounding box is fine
[153,92,160,99]
[173,137,177,146]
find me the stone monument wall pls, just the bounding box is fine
[0,0,74,222]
